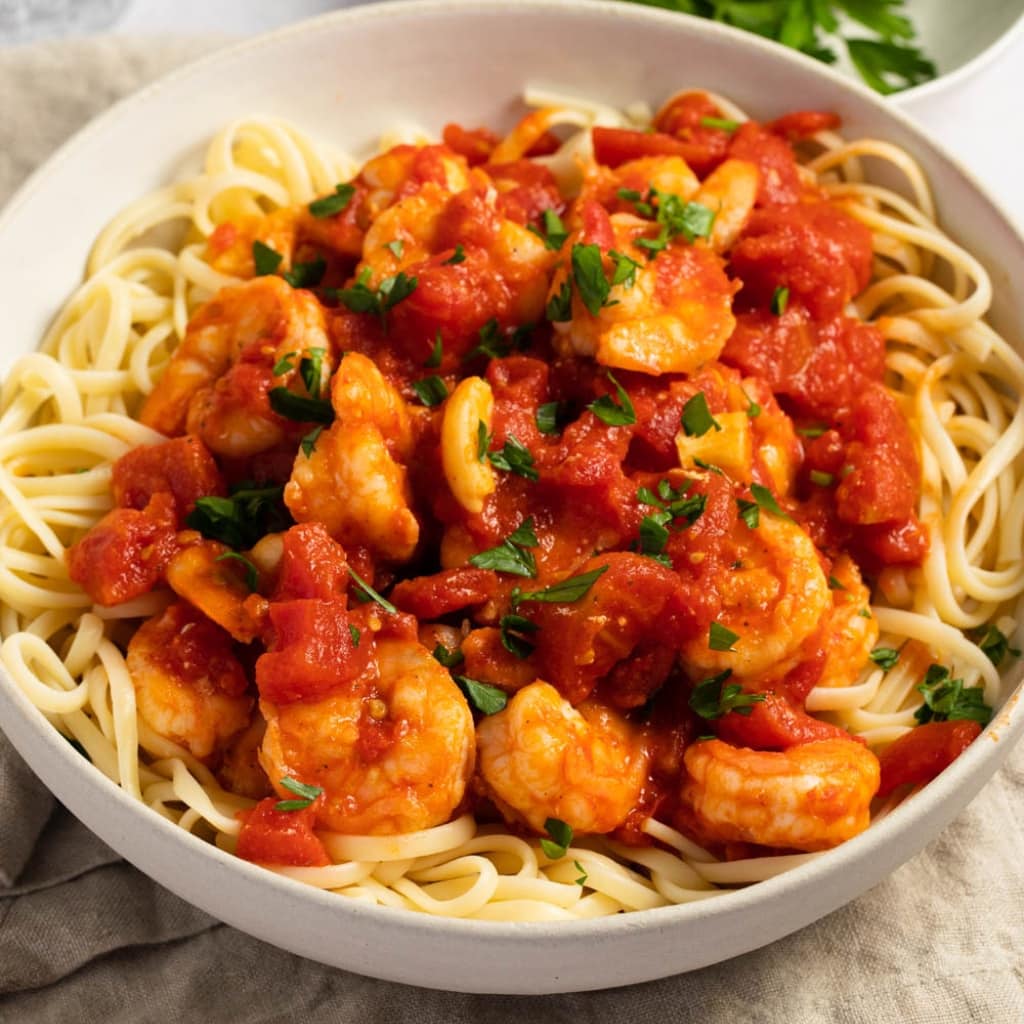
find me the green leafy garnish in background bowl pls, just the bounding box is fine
[620,1,937,94]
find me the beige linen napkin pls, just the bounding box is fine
[1,35,1023,1024]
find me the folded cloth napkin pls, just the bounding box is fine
[1,35,1023,1024]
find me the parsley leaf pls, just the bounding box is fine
[334,268,417,330]
[749,483,792,522]
[455,676,508,715]
[468,519,539,578]
[914,664,992,726]
[300,425,324,458]
[499,613,539,659]
[540,817,573,859]
[588,372,636,426]
[828,575,847,591]
[682,391,722,438]
[215,551,259,592]
[798,425,828,438]
[412,375,449,407]
[609,249,641,288]
[348,567,396,614]
[527,208,569,251]
[847,38,936,95]
[571,243,612,316]
[689,669,767,720]
[269,388,334,424]
[432,644,465,669]
[513,565,609,606]
[274,777,323,812]
[737,498,759,529]
[536,401,562,436]
[638,512,672,565]
[186,484,291,549]
[699,115,740,132]
[282,256,326,290]
[348,624,361,648]
[771,285,790,315]
[476,420,490,462]
[308,183,356,219]
[252,240,283,276]
[299,347,326,398]
[424,331,443,368]
[708,621,739,652]
[975,624,1021,668]
[810,470,834,487]
[384,239,404,259]
[573,860,588,886]
[488,436,538,481]
[869,647,899,671]
[272,352,297,376]
[444,244,466,265]
[546,279,573,323]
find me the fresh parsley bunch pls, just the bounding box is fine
[623,0,936,94]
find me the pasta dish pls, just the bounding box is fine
[1,88,1021,920]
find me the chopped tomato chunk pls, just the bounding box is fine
[442,122,499,165]
[390,567,498,618]
[592,127,701,169]
[273,523,350,601]
[728,122,804,206]
[236,797,330,867]
[877,720,982,797]
[768,110,841,141]
[112,435,224,520]
[715,692,855,750]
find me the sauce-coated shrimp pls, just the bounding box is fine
[126,602,252,762]
[817,554,878,687]
[553,205,735,375]
[259,639,474,834]
[141,276,333,458]
[284,352,419,561]
[682,738,879,852]
[476,681,649,835]
[680,514,831,680]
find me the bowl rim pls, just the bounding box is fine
[1,0,1023,952]
[895,4,1024,103]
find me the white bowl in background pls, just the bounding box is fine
[0,0,1022,994]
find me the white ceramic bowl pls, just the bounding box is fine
[1,0,1022,994]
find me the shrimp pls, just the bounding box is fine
[141,276,333,458]
[691,158,760,254]
[817,554,878,688]
[476,681,649,835]
[126,602,253,762]
[204,208,297,278]
[284,352,419,561]
[681,738,880,852]
[679,514,831,680]
[259,639,475,834]
[552,208,736,376]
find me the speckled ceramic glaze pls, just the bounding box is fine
[0,0,1022,993]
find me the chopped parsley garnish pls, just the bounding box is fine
[282,256,326,290]
[384,239,404,259]
[635,190,716,258]
[412,375,449,407]
[488,436,538,481]
[571,243,612,316]
[334,267,418,329]
[914,664,992,726]
[693,458,723,475]
[499,613,539,659]
[689,669,767,720]
[455,676,508,715]
[809,470,834,487]
[274,777,323,812]
[699,115,740,132]
[252,240,283,276]
[443,244,466,265]
[512,565,609,607]
[546,279,573,322]
[432,644,465,669]
[573,860,588,886]
[869,647,899,672]
[681,391,722,438]
[215,551,259,592]
[308,182,356,219]
[798,425,828,439]
[638,513,672,567]
[299,347,326,397]
[468,518,539,578]
[347,567,396,614]
[708,621,739,652]
[535,401,562,436]
[527,209,569,251]
[638,479,706,532]
[771,285,790,316]
[348,624,361,648]
[749,483,792,523]
[540,817,573,859]
[269,388,334,424]
[975,624,1021,668]
[588,372,636,426]
[472,319,508,360]
[858,607,873,619]
[609,249,641,288]
[476,420,490,462]
[742,388,761,419]
[300,425,324,458]
[617,187,654,217]
[424,331,443,368]
[828,575,846,591]
[737,498,759,529]
[272,351,297,376]
[186,484,292,549]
